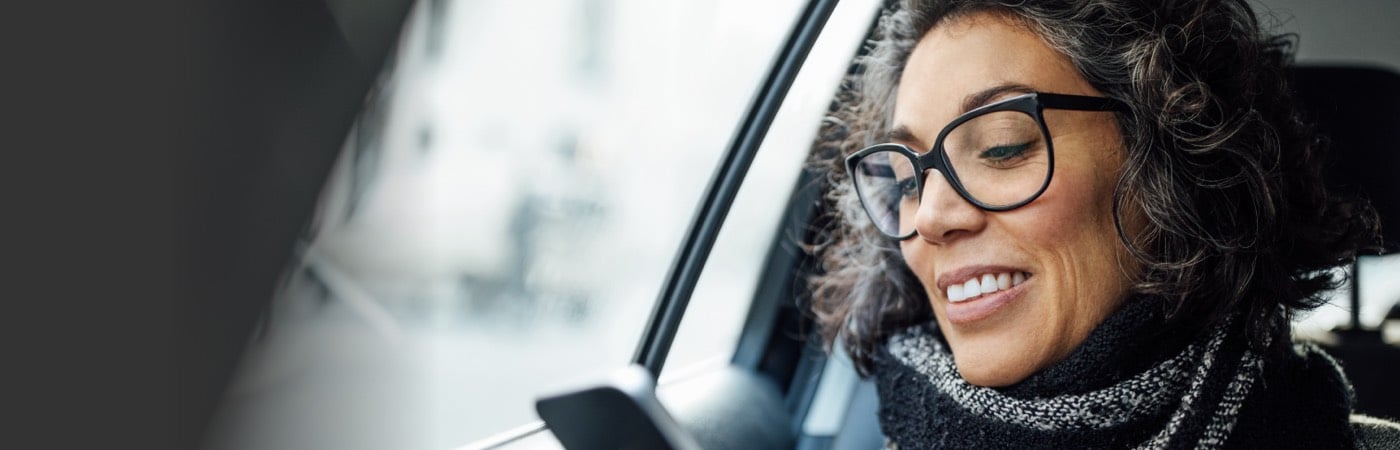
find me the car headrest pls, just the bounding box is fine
[1291,65,1400,252]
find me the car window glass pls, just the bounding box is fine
[201,0,804,448]
[660,0,883,383]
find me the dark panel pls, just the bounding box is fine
[174,0,412,448]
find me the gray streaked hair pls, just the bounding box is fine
[806,0,1380,374]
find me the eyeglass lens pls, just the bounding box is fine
[852,110,1049,237]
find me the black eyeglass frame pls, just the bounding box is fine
[844,92,1130,239]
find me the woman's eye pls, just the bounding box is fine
[896,177,918,199]
[979,142,1032,161]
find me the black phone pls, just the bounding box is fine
[535,364,702,450]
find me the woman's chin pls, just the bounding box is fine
[956,363,1027,387]
[949,343,1043,387]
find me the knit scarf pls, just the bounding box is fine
[871,300,1357,449]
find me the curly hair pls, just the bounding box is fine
[807,0,1381,375]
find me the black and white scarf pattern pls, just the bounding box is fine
[875,316,1262,449]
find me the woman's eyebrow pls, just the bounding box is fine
[960,83,1036,115]
[886,124,925,149]
[885,83,1036,147]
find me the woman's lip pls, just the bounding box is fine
[943,277,1029,325]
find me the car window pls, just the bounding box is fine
[200,1,805,448]
[660,0,883,384]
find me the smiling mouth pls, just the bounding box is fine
[946,271,1031,302]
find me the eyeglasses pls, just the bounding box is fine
[845,92,1129,239]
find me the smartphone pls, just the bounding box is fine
[535,364,703,450]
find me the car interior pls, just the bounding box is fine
[171,0,1400,449]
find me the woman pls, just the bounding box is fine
[807,0,1397,448]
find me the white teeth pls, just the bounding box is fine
[963,279,980,297]
[946,271,1030,303]
[979,274,997,295]
[947,284,965,302]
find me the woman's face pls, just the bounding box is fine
[893,12,1139,387]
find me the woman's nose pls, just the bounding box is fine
[913,169,985,243]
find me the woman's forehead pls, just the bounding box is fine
[891,12,1099,138]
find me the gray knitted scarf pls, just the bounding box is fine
[872,303,1277,450]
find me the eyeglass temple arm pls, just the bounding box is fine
[1036,92,1131,112]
